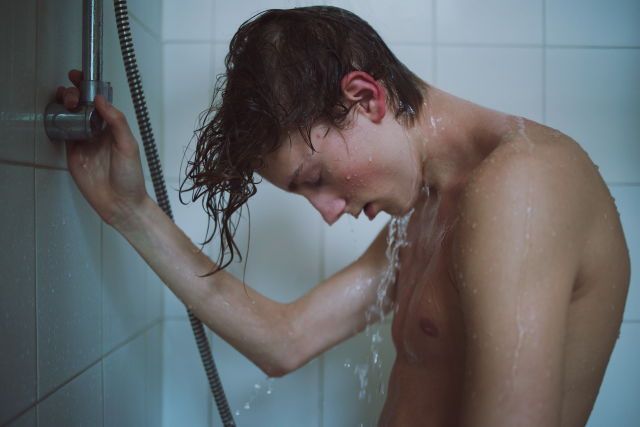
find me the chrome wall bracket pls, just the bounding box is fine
[44,0,113,141]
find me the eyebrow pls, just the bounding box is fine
[287,163,303,191]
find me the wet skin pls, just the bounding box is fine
[378,119,630,427]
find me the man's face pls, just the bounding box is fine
[259,112,424,225]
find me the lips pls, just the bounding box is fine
[364,203,377,220]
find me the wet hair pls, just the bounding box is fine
[180,6,427,275]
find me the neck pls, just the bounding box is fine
[409,86,513,196]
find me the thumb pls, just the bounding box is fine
[94,95,134,143]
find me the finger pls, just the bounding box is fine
[63,87,81,110]
[56,86,65,103]
[94,95,134,144]
[68,69,83,88]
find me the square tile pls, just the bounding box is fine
[610,186,640,321]
[102,223,148,353]
[545,49,640,183]
[0,0,36,163]
[0,164,36,424]
[103,333,147,427]
[322,322,396,427]
[162,320,210,426]
[38,363,103,427]
[587,322,640,426]
[213,0,294,42]
[163,42,213,180]
[546,0,640,47]
[437,0,543,45]
[327,0,433,44]
[437,46,544,121]
[36,169,102,397]
[164,0,213,41]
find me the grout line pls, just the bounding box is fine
[2,319,165,426]
[542,0,547,124]
[100,220,105,426]
[33,165,39,406]
[0,158,66,171]
[318,214,325,427]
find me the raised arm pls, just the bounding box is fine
[117,196,392,377]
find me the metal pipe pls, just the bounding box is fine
[44,0,111,141]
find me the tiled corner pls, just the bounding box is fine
[326,0,433,45]
[0,0,37,164]
[226,180,322,303]
[437,46,544,121]
[36,169,102,398]
[209,330,320,427]
[164,0,214,41]
[546,0,640,47]
[145,323,164,427]
[587,322,640,426]
[437,0,543,45]
[322,321,396,427]
[162,320,211,427]
[102,223,148,353]
[103,332,147,427]
[37,362,103,427]
[34,0,83,169]
[163,42,213,180]
[610,185,640,321]
[0,165,36,425]
[545,48,640,183]
[323,212,389,278]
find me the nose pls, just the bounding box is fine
[306,192,346,225]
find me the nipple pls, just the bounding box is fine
[419,317,439,338]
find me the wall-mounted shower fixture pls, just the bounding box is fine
[44,0,112,141]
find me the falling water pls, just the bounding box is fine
[349,209,413,404]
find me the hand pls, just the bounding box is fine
[58,69,149,228]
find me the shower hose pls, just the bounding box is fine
[113,1,236,425]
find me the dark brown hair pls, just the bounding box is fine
[180,6,427,275]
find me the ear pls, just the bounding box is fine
[340,71,387,124]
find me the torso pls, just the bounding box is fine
[378,118,631,427]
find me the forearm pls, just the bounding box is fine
[115,196,295,376]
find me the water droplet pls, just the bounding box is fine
[253,383,261,390]
[243,402,250,410]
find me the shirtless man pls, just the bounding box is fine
[59,6,630,427]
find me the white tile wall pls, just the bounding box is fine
[327,0,433,45]
[104,332,147,427]
[164,0,214,41]
[102,224,148,353]
[162,320,210,427]
[437,46,544,121]
[162,42,213,179]
[37,363,103,427]
[0,165,36,424]
[0,0,165,423]
[0,0,36,164]
[546,0,640,47]
[208,331,321,427]
[437,0,543,45]
[35,169,103,398]
[545,48,640,184]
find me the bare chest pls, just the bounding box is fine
[390,199,466,367]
